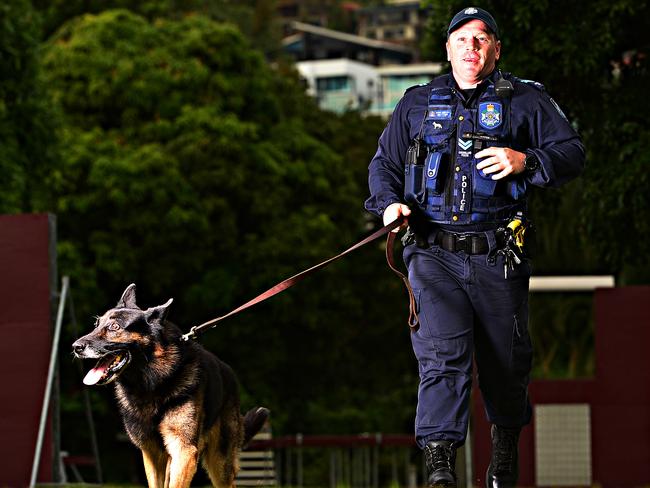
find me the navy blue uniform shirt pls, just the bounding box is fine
[365,70,585,224]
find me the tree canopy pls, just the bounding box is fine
[0,0,58,213]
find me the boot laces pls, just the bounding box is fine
[425,443,453,470]
[493,428,518,471]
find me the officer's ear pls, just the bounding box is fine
[495,39,501,61]
[445,40,451,61]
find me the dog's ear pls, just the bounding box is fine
[117,283,138,309]
[144,298,173,326]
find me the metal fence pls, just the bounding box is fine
[244,433,463,488]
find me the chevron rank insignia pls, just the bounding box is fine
[457,138,473,158]
[458,138,472,150]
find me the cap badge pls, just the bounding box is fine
[464,7,478,14]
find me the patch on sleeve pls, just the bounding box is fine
[549,97,568,121]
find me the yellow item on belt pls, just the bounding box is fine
[507,217,526,251]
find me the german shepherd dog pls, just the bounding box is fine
[72,284,269,488]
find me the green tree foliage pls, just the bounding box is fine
[33,0,283,55]
[0,0,58,212]
[582,67,650,279]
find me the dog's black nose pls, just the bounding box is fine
[73,341,86,355]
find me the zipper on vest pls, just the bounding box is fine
[444,124,457,214]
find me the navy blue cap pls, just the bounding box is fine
[447,6,499,39]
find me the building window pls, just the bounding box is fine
[316,76,352,92]
[384,28,404,40]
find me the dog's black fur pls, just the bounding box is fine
[72,284,268,488]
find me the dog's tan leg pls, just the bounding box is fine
[165,437,199,488]
[164,457,171,488]
[160,401,201,488]
[202,423,232,488]
[203,411,243,488]
[142,446,168,488]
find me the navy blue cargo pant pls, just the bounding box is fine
[404,240,533,448]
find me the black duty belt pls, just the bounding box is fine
[431,229,504,255]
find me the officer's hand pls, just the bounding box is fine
[383,203,411,232]
[475,147,526,180]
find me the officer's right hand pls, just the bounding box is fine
[383,203,411,232]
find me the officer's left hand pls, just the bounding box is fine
[475,147,526,180]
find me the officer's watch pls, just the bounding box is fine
[524,152,540,172]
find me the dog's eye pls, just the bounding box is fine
[107,322,121,331]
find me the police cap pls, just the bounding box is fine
[447,6,499,39]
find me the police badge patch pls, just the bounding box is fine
[479,102,502,129]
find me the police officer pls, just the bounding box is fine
[365,6,584,487]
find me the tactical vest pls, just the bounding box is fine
[404,74,526,225]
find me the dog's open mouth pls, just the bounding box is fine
[83,351,131,386]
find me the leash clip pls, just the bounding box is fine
[181,326,198,342]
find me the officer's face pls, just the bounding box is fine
[446,19,501,88]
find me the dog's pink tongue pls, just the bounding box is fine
[83,365,107,386]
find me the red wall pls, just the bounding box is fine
[472,286,650,487]
[0,214,54,487]
[592,287,650,484]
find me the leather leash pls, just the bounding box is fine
[385,230,419,332]
[181,216,419,341]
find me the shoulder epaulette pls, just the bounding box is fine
[513,77,545,91]
[404,82,429,94]
[404,74,449,94]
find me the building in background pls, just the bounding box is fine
[357,0,428,58]
[375,63,443,117]
[296,58,378,112]
[280,1,441,115]
[295,58,442,114]
[277,1,362,32]
[276,0,428,50]
[283,20,413,65]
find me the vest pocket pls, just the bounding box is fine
[473,162,498,197]
[405,162,426,205]
[422,104,454,147]
[422,119,453,147]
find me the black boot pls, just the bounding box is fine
[424,440,457,487]
[486,425,520,488]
